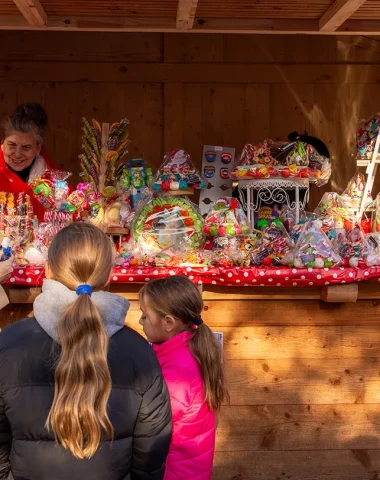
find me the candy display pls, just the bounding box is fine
[104,197,133,228]
[116,158,153,208]
[314,192,348,217]
[132,196,204,253]
[0,192,35,265]
[153,150,207,192]
[80,117,130,196]
[55,117,135,231]
[30,169,72,212]
[6,107,380,287]
[332,218,367,267]
[293,220,342,268]
[203,197,250,236]
[23,211,73,266]
[211,234,261,267]
[231,140,331,186]
[250,219,294,266]
[365,233,380,266]
[357,114,380,160]
[340,171,371,210]
[370,193,380,232]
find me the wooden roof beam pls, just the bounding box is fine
[12,0,47,27]
[319,0,367,32]
[176,0,199,30]
[1,15,380,35]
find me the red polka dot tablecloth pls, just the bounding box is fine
[5,265,380,287]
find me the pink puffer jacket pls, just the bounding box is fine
[153,330,215,480]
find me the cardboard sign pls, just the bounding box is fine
[214,331,223,351]
[199,145,235,216]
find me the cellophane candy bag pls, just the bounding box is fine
[30,169,72,211]
[153,150,207,192]
[132,196,204,254]
[293,220,342,268]
[204,197,251,236]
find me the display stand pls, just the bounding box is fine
[357,131,380,218]
[167,189,194,196]
[237,178,310,226]
[105,227,129,235]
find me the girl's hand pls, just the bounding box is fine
[0,257,14,284]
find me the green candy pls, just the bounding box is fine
[34,184,50,197]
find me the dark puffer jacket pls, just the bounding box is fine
[0,318,172,480]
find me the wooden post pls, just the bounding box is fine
[358,132,380,218]
[99,122,110,198]
[5,286,42,304]
[321,283,358,303]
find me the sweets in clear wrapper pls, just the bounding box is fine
[332,218,367,267]
[357,114,380,160]
[23,211,73,266]
[370,193,380,232]
[30,169,72,212]
[340,171,371,210]
[293,220,342,268]
[132,196,204,254]
[314,192,348,217]
[365,233,380,266]
[231,140,331,186]
[203,197,250,236]
[250,220,294,266]
[104,197,133,228]
[210,234,260,267]
[153,150,207,192]
[116,159,153,208]
[0,191,34,264]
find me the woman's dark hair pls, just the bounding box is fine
[288,131,330,158]
[140,275,229,411]
[3,102,48,142]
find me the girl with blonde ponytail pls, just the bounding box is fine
[0,223,172,480]
[139,275,229,480]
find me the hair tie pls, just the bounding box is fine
[192,316,203,327]
[76,284,92,296]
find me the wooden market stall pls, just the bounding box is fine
[2,1,380,479]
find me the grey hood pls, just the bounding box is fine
[34,279,129,343]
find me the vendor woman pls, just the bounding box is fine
[0,102,54,219]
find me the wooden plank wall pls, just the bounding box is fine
[0,32,380,207]
[1,32,380,478]
[2,284,380,479]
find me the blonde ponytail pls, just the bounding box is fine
[45,223,115,459]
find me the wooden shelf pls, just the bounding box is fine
[105,227,130,235]
[166,189,194,196]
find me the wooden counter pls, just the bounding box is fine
[2,282,380,479]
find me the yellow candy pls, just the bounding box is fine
[103,186,116,198]
[237,168,248,177]
[106,151,119,163]
[289,164,297,173]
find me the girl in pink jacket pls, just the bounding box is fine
[139,275,228,480]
